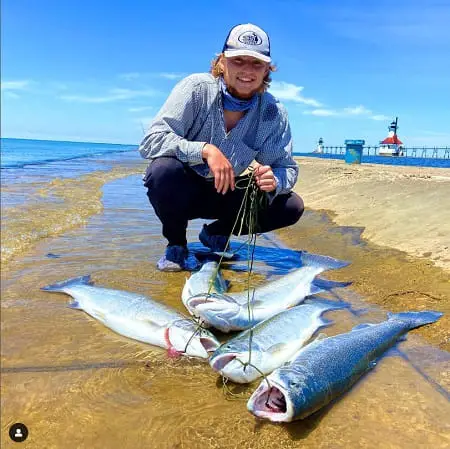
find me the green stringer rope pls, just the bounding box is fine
[183,167,273,400]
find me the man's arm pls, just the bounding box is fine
[138,75,207,166]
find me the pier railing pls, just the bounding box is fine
[319,146,450,159]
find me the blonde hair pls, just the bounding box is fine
[210,53,277,92]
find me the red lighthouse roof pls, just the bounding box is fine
[381,134,403,145]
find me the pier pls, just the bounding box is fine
[317,146,450,159]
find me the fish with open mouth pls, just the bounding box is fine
[209,298,349,383]
[186,253,349,332]
[182,261,228,317]
[247,310,443,422]
[41,275,220,359]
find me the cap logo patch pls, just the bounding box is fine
[238,31,262,46]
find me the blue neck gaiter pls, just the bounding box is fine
[220,77,257,112]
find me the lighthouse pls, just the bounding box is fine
[314,137,324,153]
[379,117,404,156]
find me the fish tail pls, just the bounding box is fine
[312,278,353,291]
[305,297,350,312]
[41,275,92,292]
[388,311,443,329]
[300,252,350,271]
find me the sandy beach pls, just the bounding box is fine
[294,156,450,272]
[1,154,449,448]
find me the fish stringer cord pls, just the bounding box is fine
[181,172,258,355]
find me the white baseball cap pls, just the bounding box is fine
[222,23,271,63]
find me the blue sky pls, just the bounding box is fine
[2,0,449,150]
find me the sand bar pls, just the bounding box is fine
[293,157,450,271]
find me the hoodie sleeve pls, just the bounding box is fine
[138,75,207,165]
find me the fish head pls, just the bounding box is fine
[186,293,241,332]
[247,366,309,422]
[168,320,220,359]
[209,342,263,383]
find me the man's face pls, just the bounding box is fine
[220,55,270,99]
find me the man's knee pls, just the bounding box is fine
[144,157,186,190]
[283,192,304,226]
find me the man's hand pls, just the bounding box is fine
[254,162,277,192]
[202,144,235,194]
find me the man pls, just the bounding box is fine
[139,23,304,272]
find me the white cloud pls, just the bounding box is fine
[60,88,158,103]
[1,80,31,91]
[343,105,372,115]
[305,109,338,117]
[304,105,388,121]
[158,72,185,80]
[269,81,323,107]
[371,114,390,121]
[128,106,154,112]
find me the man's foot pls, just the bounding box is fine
[157,245,200,272]
[199,225,229,253]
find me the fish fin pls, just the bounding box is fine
[41,275,92,292]
[251,300,268,310]
[387,311,443,329]
[352,323,376,331]
[308,284,324,296]
[267,342,291,356]
[300,252,350,270]
[134,315,165,332]
[315,332,328,341]
[319,317,333,327]
[90,309,106,321]
[384,347,403,358]
[68,300,82,310]
[312,278,353,291]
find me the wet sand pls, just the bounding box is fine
[1,158,450,448]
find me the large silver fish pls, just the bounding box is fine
[247,310,443,422]
[209,298,349,383]
[186,253,349,332]
[182,261,228,316]
[41,275,220,359]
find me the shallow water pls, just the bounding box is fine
[1,173,449,448]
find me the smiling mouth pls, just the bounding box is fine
[237,77,255,83]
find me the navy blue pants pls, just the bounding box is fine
[144,157,304,247]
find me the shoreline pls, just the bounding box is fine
[2,161,449,448]
[293,156,450,271]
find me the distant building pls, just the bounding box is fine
[314,137,324,153]
[379,117,404,156]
